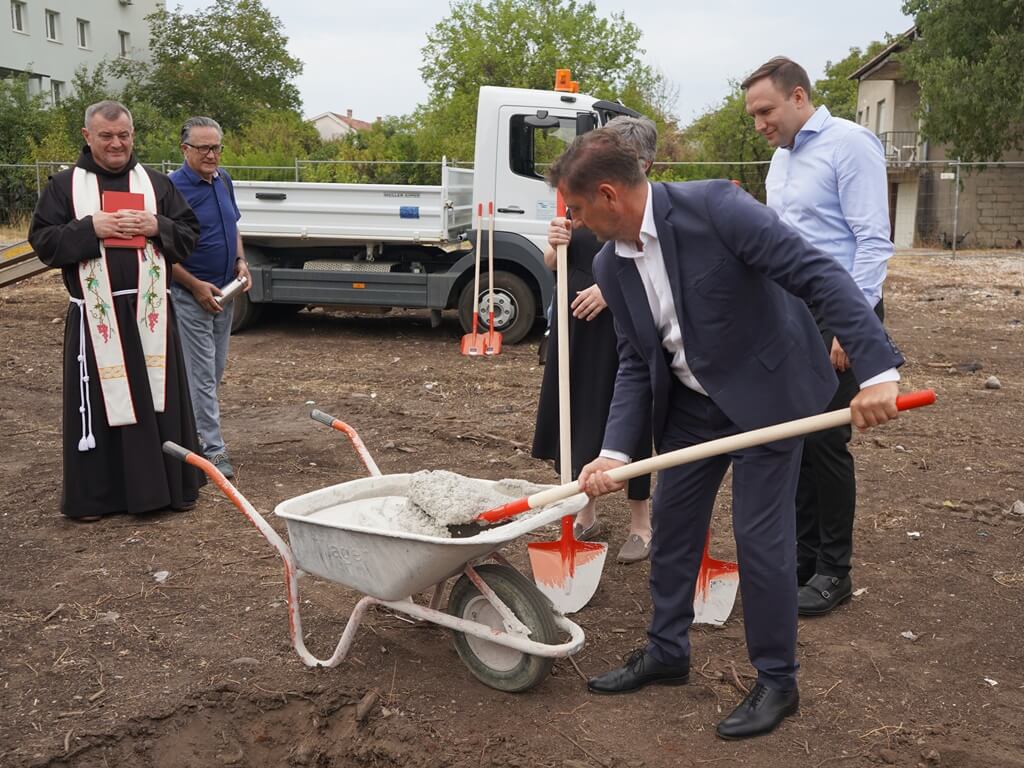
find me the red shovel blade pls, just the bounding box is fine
[693,535,739,626]
[528,515,607,614]
[483,328,502,356]
[460,332,485,356]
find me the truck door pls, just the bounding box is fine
[493,107,594,253]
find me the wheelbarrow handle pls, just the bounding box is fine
[309,409,382,476]
[310,409,335,427]
[162,440,192,462]
[479,388,937,523]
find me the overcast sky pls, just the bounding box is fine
[173,0,913,124]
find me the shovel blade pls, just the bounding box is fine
[460,332,485,356]
[692,555,739,627]
[528,539,607,614]
[483,330,503,356]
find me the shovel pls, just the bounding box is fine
[481,388,936,521]
[460,203,485,356]
[483,201,503,355]
[693,531,739,626]
[527,195,607,614]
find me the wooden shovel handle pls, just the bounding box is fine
[479,389,936,522]
[600,388,936,483]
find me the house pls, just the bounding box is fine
[850,27,1024,249]
[308,109,375,142]
[1,0,162,106]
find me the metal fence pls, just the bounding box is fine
[4,159,1023,252]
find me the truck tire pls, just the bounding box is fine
[458,271,536,345]
[230,291,264,334]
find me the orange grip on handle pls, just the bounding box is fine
[895,389,936,411]
[488,201,494,215]
[477,202,483,217]
[556,192,566,218]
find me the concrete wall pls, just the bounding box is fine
[1,0,163,102]
[892,81,919,134]
[971,165,1024,248]
[855,80,895,134]
[910,162,1024,248]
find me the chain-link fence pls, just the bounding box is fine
[4,158,1023,252]
[889,160,1024,252]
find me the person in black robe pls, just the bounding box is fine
[531,221,653,563]
[532,117,660,563]
[29,100,204,521]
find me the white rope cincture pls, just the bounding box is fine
[69,288,141,452]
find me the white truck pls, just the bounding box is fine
[232,75,640,343]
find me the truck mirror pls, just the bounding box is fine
[576,113,598,136]
[524,111,561,130]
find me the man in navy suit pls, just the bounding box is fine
[547,129,903,739]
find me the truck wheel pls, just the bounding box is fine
[458,271,536,345]
[230,291,264,334]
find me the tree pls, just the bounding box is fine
[416,0,674,162]
[224,110,322,179]
[0,74,50,165]
[0,74,50,223]
[814,40,887,121]
[112,0,303,132]
[676,85,773,198]
[900,0,1024,161]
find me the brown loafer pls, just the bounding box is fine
[572,519,604,541]
[70,515,103,523]
[617,533,651,564]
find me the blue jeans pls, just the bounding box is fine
[171,284,232,458]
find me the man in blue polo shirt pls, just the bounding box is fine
[170,116,250,479]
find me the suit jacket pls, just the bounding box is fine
[594,180,903,455]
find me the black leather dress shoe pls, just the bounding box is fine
[716,683,799,740]
[587,648,689,694]
[798,573,853,616]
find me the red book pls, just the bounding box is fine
[101,191,146,249]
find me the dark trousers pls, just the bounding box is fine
[795,299,885,582]
[647,381,802,690]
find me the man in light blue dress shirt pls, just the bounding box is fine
[743,56,894,616]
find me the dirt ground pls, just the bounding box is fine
[2,250,1023,768]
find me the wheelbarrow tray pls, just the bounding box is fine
[275,473,587,601]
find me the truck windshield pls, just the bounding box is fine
[509,113,586,180]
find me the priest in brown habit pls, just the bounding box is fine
[29,100,204,521]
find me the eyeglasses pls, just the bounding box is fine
[183,143,223,156]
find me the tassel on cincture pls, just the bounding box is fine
[78,436,89,452]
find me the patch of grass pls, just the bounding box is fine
[0,217,30,244]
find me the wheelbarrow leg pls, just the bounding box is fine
[163,440,380,669]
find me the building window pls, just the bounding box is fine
[118,30,130,57]
[11,1,27,32]
[857,110,863,126]
[51,80,64,106]
[45,10,60,41]
[76,18,90,48]
[876,99,887,133]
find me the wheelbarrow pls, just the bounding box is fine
[161,411,589,693]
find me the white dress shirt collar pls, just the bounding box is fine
[615,183,657,259]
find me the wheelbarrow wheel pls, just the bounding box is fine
[447,564,558,692]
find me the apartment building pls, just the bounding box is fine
[2,0,164,105]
